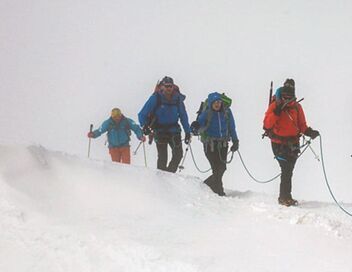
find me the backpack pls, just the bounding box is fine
[195,93,232,142]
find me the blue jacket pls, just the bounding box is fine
[92,116,143,148]
[138,91,191,134]
[198,92,238,141]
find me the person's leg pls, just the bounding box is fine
[109,148,121,163]
[204,142,225,195]
[213,143,228,196]
[120,146,131,164]
[272,142,298,204]
[167,133,183,173]
[155,133,169,171]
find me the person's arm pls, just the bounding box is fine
[263,102,280,130]
[227,109,238,141]
[297,104,308,134]
[178,100,191,133]
[138,95,158,127]
[92,119,110,138]
[127,118,143,140]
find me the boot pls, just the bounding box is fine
[278,197,298,207]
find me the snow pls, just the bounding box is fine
[1,144,351,272]
[1,0,352,271]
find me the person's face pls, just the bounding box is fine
[212,100,222,111]
[112,114,122,122]
[281,92,295,102]
[162,84,173,95]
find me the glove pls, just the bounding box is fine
[273,102,283,116]
[190,121,200,135]
[87,132,94,138]
[305,127,320,139]
[139,136,146,142]
[184,133,191,145]
[143,125,151,135]
[230,139,239,152]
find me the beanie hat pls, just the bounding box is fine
[284,78,295,88]
[160,76,174,85]
[111,108,122,118]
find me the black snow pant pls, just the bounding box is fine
[203,141,229,196]
[155,132,183,173]
[271,142,300,199]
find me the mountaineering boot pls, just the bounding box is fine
[278,197,298,207]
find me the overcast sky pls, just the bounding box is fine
[1,0,351,201]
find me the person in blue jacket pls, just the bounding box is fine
[191,92,239,196]
[87,108,145,164]
[138,76,191,173]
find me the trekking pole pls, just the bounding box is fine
[133,141,143,155]
[308,143,320,161]
[87,124,93,158]
[142,142,147,167]
[178,144,189,172]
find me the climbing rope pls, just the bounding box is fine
[188,144,212,173]
[318,135,352,217]
[237,150,281,184]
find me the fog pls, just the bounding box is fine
[1,0,351,202]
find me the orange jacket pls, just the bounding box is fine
[263,101,308,144]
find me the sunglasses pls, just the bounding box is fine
[284,83,294,88]
[164,84,173,88]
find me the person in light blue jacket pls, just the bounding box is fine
[88,108,145,164]
[191,92,239,196]
[138,76,191,173]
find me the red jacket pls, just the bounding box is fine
[263,101,308,144]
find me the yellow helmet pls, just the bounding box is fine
[111,108,122,118]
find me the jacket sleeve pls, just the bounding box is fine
[178,100,191,133]
[297,104,308,134]
[228,109,238,141]
[127,118,143,140]
[197,110,208,127]
[263,102,280,130]
[138,94,158,127]
[93,119,110,138]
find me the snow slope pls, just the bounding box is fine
[0,144,351,272]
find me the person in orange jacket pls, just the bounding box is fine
[263,79,319,206]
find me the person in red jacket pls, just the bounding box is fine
[263,79,319,206]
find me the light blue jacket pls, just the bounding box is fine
[92,116,143,148]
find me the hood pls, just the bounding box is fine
[208,92,222,106]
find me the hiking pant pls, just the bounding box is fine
[271,142,299,199]
[203,141,228,196]
[155,132,183,173]
[109,146,131,164]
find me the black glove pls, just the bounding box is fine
[190,121,200,135]
[184,133,191,145]
[273,102,283,116]
[305,127,320,139]
[143,125,151,136]
[230,139,239,152]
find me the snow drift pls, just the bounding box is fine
[0,144,351,272]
